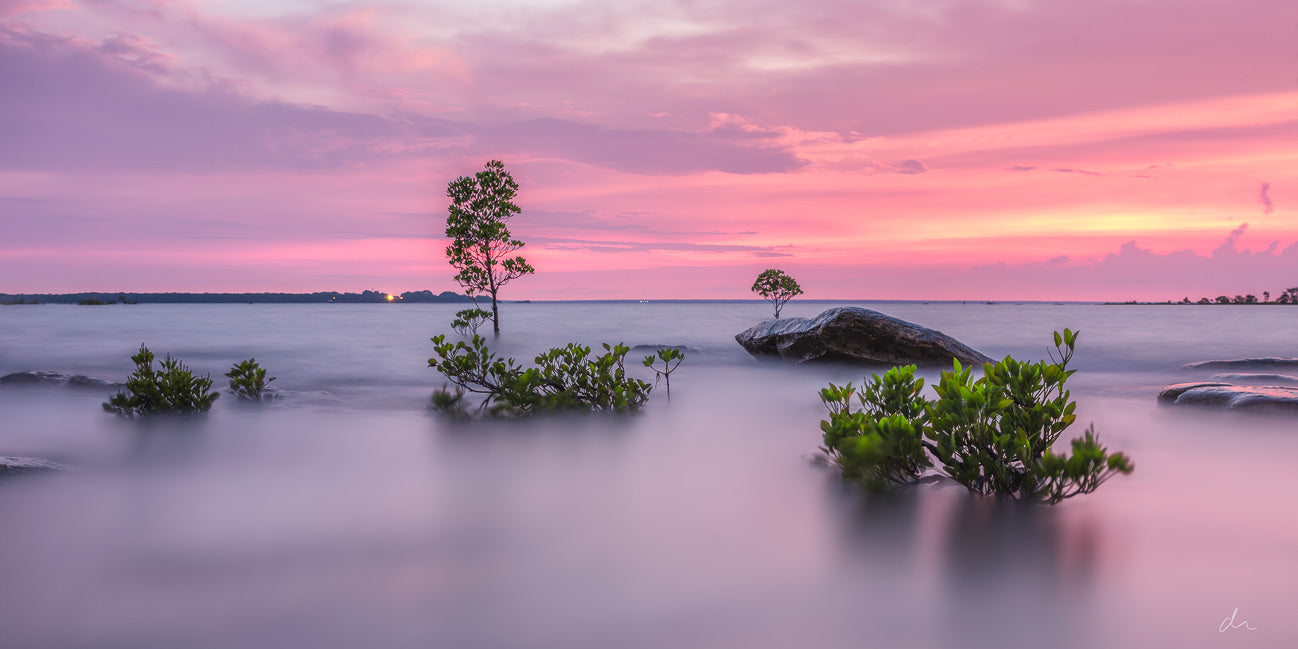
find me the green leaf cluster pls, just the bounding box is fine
[641,347,685,400]
[225,358,277,401]
[103,345,220,417]
[819,330,1133,504]
[451,308,493,336]
[819,366,931,492]
[750,268,804,318]
[428,334,654,417]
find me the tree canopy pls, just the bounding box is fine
[751,268,803,318]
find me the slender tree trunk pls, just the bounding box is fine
[491,291,501,335]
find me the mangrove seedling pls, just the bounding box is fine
[428,334,653,417]
[818,330,1133,503]
[226,358,278,401]
[451,308,493,336]
[104,345,220,417]
[642,347,685,400]
[819,365,931,492]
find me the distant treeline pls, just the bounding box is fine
[0,290,475,305]
[1175,286,1298,305]
[1110,286,1298,306]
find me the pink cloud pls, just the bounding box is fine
[1,0,1296,298]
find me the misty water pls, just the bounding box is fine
[0,302,1294,648]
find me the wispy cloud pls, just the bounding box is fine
[1259,182,1274,214]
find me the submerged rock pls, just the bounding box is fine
[0,456,64,478]
[0,371,122,389]
[1181,358,1298,371]
[1207,373,1298,386]
[1158,382,1298,413]
[735,306,992,366]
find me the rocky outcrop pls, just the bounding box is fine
[1181,358,1298,371]
[735,307,992,366]
[0,456,64,479]
[0,371,122,389]
[1157,382,1298,413]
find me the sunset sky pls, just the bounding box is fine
[2,0,1295,300]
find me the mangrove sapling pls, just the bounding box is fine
[226,358,278,401]
[443,160,534,335]
[428,334,653,417]
[429,384,472,420]
[818,330,1134,503]
[819,366,931,491]
[451,308,493,336]
[104,345,220,417]
[642,347,685,400]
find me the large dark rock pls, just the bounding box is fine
[1158,382,1298,413]
[1181,358,1298,371]
[735,307,993,366]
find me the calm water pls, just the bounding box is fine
[0,302,1294,648]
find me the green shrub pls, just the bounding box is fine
[451,308,493,336]
[818,330,1133,504]
[428,334,653,417]
[641,347,685,400]
[104,345,220,417]
[225,358,277,401]
[819,366,931,492]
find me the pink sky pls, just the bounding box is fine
[1,0,1295,300]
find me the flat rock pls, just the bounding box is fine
[0,456,64,478]
[0,371,122,389]
[1181,358,1298,371]
[1158,382,1298,413]
[735,306,992,366]
[1207,373,1298,386]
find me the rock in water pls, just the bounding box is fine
[0,371,122,389]
[735,306,992,366]
[1207,373,1298,386]
[1181,358,1298,371]
[0,457,64,479]
[1158,382,1298,413]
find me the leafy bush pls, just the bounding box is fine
[819,367,931,491]
[818,330,1133,503]
[225,358,277,401]
[428,334,653,417]
[451,308,493,336]
[104,345,220,417]
[642,347,685,400]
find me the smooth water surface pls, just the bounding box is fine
[0,302,1294,648]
